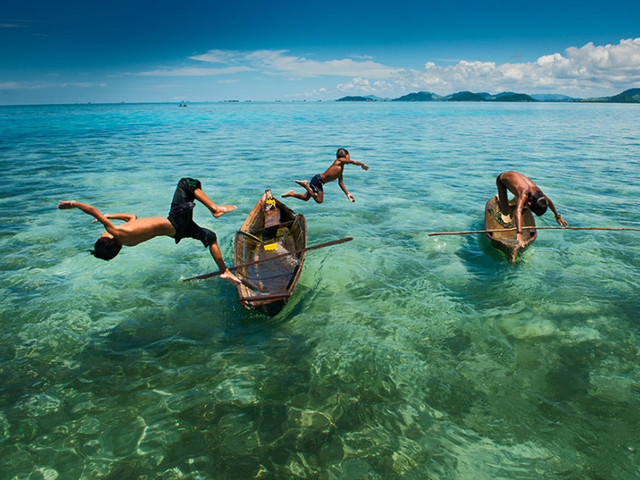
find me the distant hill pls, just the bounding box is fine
[581,97,610,103]
[606,88,640,103]
[392,91,441,102]
[335,89,639,103]
[336,96,375,102]
[442,91,535,102]
[491,93,536,102]
[531,94,579,102]
[364,95,390,101]
[443,91,486,102]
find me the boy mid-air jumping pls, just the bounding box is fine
[57,177,241,286]
[282,148,369,203]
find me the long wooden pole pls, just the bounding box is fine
[239,293,292,302]
[428,226,640,236]
[182,237,353,283]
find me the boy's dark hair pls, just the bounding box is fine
[90,236,122,261]
[529,192,548,216]
[336,148,349,159]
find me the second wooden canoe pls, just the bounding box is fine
[484,196,537,263]
[234,189,307,316]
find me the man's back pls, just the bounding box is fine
[499,171,539,197]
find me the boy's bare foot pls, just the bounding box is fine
[294,180,309,187]
[493,208,514,227]
[500,213,513,224]
[282,190,294,198]
[213,205,237,218]
[220,269,242,286]
[239,277,262,291]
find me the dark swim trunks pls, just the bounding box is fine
[309,174,324,194]
[167,178,217,248]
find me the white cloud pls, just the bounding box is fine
[337,78,394,93]
[131,39,640,98]
[136,66,253,77]
[189,50,243,64]
[336,38,640,97]
[349,54,375,60]
[0,81,106,90]
[258,54,399,78]
[184,49,400,79]
[0,81,34,89]
[291,87,330,98]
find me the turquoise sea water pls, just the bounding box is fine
[1,102,639,479]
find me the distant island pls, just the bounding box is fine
[337,88,640,103]
[337,96,376,102]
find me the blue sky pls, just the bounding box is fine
[1,0,639,104]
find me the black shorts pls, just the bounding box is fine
[310,174,324,194]
[167,178,217,248]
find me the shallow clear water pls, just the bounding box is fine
[1,102,639,479]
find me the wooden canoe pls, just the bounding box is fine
[234,189,307,316]
[484,196,537,263]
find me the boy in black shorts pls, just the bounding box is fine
[282,148,369,203]
[58,178,241,286]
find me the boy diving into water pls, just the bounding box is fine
[282,148,369,203]
[57,178,242,286]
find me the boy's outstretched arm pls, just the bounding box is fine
[102,213,138,222]
[338,178,355,202]
[91,213,138,224]
[342,153,369,171]
[57,201,119,235]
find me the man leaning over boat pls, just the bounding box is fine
[495,171,568,248]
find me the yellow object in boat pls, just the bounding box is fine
[264,243,278,251]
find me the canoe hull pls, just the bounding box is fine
[234,190,307,315]
[484,196,537,263]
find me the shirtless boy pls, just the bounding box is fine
[282,148,369,203]
[57,177,241,286]
[496,171,568,248]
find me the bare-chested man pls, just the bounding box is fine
[496,171,568,248]
[57,177,241,285]
[282,148,369,203]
